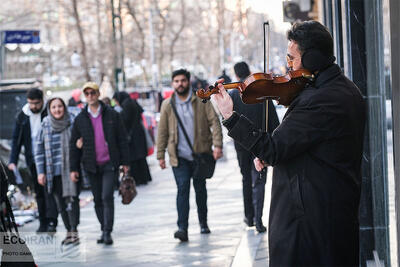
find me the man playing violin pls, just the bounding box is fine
[212,21,365,266]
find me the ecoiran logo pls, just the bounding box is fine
[0,232,86,262]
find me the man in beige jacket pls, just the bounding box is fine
[157,69,223,242]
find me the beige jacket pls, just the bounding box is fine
[156,93,223,167]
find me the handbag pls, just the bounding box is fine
[118,168,137,205]
[171,100,216,179]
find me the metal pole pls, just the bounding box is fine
[0,31,5,80]
[148,7,158,91]
[110,0,119,90]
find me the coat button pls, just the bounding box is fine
[252,131,258,136]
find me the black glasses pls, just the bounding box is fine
[84,91,97,96]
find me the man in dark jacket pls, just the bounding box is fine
[70,82,130,245]
[8,88,58,233]
[230,62,279,232]
[212,21,365,266]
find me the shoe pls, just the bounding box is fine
[36,224,47,234]
[243,218,254,227]
[256,223,267,233]
[103,231,113,245]
[174,229,188,242]
[61,232,72,245]
[65,231,80,245]
[47,221,57,234]
[97,232,105,244]
[200,224,211,234]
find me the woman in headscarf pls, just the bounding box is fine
[113,92,152,185]
[34,97,80,245]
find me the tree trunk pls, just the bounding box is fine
[169,0,186,72]
[125,0,149,86]
[71,0,90,81]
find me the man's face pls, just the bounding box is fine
[287,41,303,71]
[83,88,100,105]
[172,74,190,96]
[27,98,43,114]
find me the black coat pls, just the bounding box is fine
[120,98,148,161]
[224,64,365,266]
[70,101,130,174]
[9,108,47,170]
[230,89,279,152]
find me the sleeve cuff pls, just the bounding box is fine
[222,111,240,130]
[228,114,263,150]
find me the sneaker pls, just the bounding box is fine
[61,232,72,245]
[65,232,80,245]
[174,229,188,242]
[47,221,57,234]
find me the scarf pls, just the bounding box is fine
[43,108,77,198]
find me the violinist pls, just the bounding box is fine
[230,62,279,233]
[212,21,365,266]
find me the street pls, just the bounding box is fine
[21,135,272,267]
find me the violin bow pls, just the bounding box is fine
[263,21,270,133]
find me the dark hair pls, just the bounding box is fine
[234,62,251,80]
[26,88,43,100]
[286,20,333,57]
[48,97,67,111]
[171,69,190,81]
[112,91,130,104]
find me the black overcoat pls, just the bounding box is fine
[120,98,148,161]
[69,101,130,174]
[224,64,366,266]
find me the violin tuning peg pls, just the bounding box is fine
[208,85,214,90]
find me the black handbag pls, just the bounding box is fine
[171,101,216,179]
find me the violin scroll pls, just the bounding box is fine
[196,82,220,103]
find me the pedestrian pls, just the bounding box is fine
[157,69,223,242]
[113,91,152,185]
[212,21,365,266]
[230,61,279,232]
[7,88,58,234]
[69,82,130,245]
[68,88,83,108]
[34,97,80,245]
[218,69,232,84]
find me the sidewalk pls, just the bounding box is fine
[20,138,272,267]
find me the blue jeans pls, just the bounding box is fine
[172,157,208,231]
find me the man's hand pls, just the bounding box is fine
[159,159,166,169]
[122,165,129,174]
[211,78,234,120]
[70,171,79,183]
[213,147,223,160]
[76,137,83,149]
[7,163,16,171]
[254,157,269,172]
[38,174,46,186]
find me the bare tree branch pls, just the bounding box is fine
[71,0,90,80]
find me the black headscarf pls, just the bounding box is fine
[113,91,130,105]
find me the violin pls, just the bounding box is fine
[197,69,314,106]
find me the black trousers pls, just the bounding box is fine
[52,176,80,231]
[88,162,117,232]
[29,165,58,225]
[235,149,266,225]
